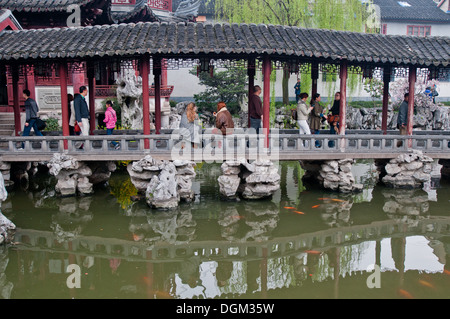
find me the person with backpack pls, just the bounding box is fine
[103,100,120,150]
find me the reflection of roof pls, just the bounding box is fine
[373,0,450,23]
[0,22,448,67]
[0,0,94,12]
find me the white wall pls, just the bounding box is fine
[384,21,450,37]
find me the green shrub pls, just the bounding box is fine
[43,117,61,131]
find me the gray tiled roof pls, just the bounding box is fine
[0,0,95,12]
[373,0,450,23]
[0,22,448,67]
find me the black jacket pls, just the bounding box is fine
[73,94,90,122]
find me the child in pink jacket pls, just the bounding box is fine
[103,101,120,149]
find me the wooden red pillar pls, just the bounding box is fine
[248,58,255,128]
[141,55,151,149]
[59,62,70,150]
[262,56,271,148]
[407,66,416,137]
[153,57,162,135]
[339,61,348,136]
[11,65,21,136]
[311,61,319,98]
[381,67,390,134]
[25,66,36,100]
[87,63,96,135]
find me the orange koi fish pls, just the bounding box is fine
[294,211,305,215]
[398,289,414,299]
[284,207,295,209]
[312,205,320,208]
[305,250,321,254]
[418,280,435,289]
[331,199,345,202]
[443,269,450,275]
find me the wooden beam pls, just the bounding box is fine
[59,62,69,150]
[153,57,162,135]
[141,55,151,149]
[311,61,319,98]
[262,56,271,148]
[87,62,96,135]
[339,61,348,136]
[248,58,255,128]
[407,66,416,137]
[381,67,390,134]
[11,65,21,136]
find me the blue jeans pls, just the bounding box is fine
[250,118,261,134]
[329,124,339,147]
[107,128,118,147]
[22,118,43,148]
[312,129,321,147]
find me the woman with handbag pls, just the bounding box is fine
[327,92,341,147]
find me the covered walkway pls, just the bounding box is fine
[0,21,449,151]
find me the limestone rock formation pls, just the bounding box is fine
[380,150,434,188]
[0,173,14,245]
[128,156,196,209]
[47,154,93,196]
[300,159,363,193]
[218,159,280,200]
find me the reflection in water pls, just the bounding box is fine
[1,161,450,299]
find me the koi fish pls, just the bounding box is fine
[143,276,153,286]
[305,250,321,255]
[331,199,345,202]
[418,280,435,289]
[318,198,331,201]
[398,289,414,299]
[284,207,296,209]
[443,269,450,276]
[294,211,305,215]
[312,205,320,208]
[231,215,245,220]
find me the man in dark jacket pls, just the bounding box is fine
[248,85,263,134]
[73,86,90,136]
[20,89,43,149]
[22,89,43,135]
[397,93,409,147]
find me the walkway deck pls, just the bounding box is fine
[1,130,450,162]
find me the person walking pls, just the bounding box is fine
[309,93,326,147]
[397,93,409,147]
[20,89,43,149]
[103,100,120,150]
[73,86,90,137]
[215,101,234,136]
[294,79,301,103]
[296,93,313,135]
[248,85,263,134]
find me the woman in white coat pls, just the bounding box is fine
[296,92,313,134]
